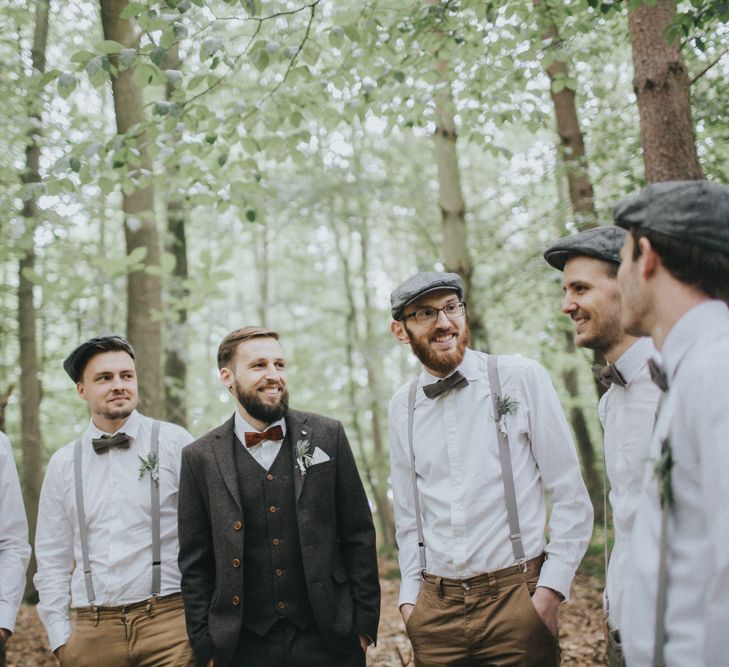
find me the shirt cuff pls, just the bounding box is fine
[0,605,17,634]
[47,619,72,653]
[398,577,421,608]
[537,557,576,602]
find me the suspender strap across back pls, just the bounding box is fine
[73,420,162,606]
[487,354,527,569]
[652,391,669,667]
[407,378,427,574]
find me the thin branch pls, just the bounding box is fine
[690,47,729,85]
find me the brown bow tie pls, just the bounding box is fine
[92,432,131,455]
[423,371,469,399]
[244,425,284,448]
[647,358,669,392]
[592,363,627,389]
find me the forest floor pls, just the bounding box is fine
[6,565,605,667]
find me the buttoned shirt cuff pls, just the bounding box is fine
[47,619,72,653]
[0,605,17,634]
[536,557,575,603]
[398,577,421,608]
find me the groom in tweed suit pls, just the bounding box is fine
[178,327,379,667]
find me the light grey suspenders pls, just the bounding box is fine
[73,420,162,607]
[406,354,527,575]
[653,392,669,667]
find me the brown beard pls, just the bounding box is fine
[405,322,470,375]
[235,380,289,424]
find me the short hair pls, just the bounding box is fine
[217,327,280,369]
[629,226,729,302]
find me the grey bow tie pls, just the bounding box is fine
[647,358,669,392]
[92,432,131,455]
[592,363,627,389]
[423,371,469,399]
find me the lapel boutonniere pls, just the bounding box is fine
[138,453,160,488]
[654,437,674,508]
[295,437,314,476]
[495,394,520,435]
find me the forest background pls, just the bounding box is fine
[1,0,727,648]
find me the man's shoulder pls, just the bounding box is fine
[184,417,233,457]
[287,408,341,432]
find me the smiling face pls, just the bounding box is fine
[77,350,139,432]
[220,336,289,430]
[561,255,625,357]
[391,289,470,377]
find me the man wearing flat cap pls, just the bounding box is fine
[388,271,593,665]
[612,180,729,666]
[34,335,195,666]
[544,227,660,666]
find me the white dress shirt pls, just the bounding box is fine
[0,431,31,633]
[622,301,729,666]
[598,337,660,631]
[34,411,193,651]
[233,412,287,471]
[388,348,594,607]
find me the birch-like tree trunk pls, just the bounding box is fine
[19,0,50,600]
[628,0,704,182]
[162,43,188,427]
[100,0,163,417]
[425,0,489,350]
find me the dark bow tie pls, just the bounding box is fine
[92,432,131,455]
[423,371,469,399]
[244,425,284,448]
[647,358,669,392]
[592,363,627,389]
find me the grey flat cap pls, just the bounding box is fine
[63,335,135,382]
[390,271,464,320]
[614,180,729,256]
[544,226,627,271]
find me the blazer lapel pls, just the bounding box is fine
[211,415,242,511]
[286,412,312,503]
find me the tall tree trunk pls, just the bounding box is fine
[535,1,602,507]
[628,0,704,182]
[162,43,188,427]
[100,0,163,417]
[425,0,490,350]
[18,0,51,600]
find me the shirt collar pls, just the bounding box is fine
[420,347,479,384]
[233,410,287,445]
[88,409,141,440]
[661,300,729,382]
[614,337,655,386]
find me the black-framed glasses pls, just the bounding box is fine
[402,301,466,326]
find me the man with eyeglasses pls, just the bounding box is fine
[388,271,593,666]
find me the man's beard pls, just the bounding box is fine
[406,323,470,375]
[102,395,137,422]
[235,381,289,424]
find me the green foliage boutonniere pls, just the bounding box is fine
[495,394,520,435]
[138,453,160,488]
[655,437,674,508]
[296,438,313,476]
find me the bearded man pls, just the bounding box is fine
[177,327,379,667]
[388,272,593,666]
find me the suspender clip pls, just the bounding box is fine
[516,557,527,573]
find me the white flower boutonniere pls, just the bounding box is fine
[138,453,160,488]
[495,394,520,435]
[296,437,314,475]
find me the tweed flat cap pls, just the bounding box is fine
[613,180,729,256]
[63,335,135,382]
[544,226,627,271]
[390,272,464,320]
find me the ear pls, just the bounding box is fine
[219,367,234,391]
[638,237,659,279]
[76,381,85,400]
[390,320,411,344]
